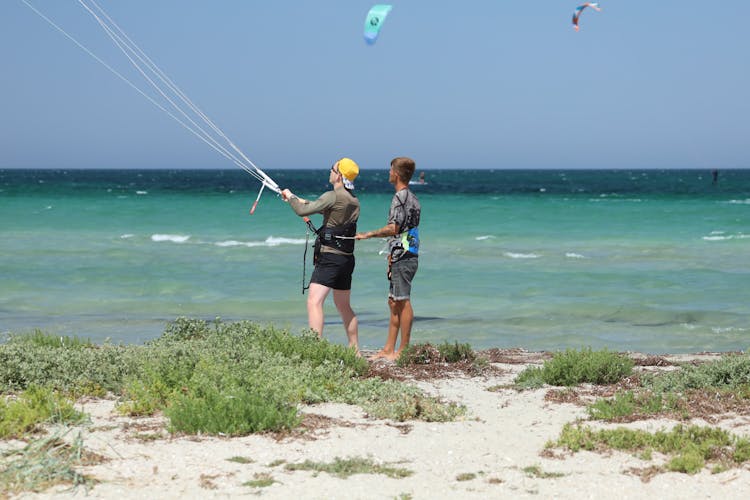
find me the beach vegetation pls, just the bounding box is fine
[522,464,565,479]
[641,353,750,393]
[284,456,413,479]
[396,343,441,366]
[550,423,750,475]
[4,330,93,349]
[586,390,687,421]
[455,472,476,481]
[243,472,276,488]
[0,430,100,495]
[514,348,634,389]
[586,354,750,422]
[396,341,489,376]
[0,386,86,439]
[226,456,254,464]
[0,318,464,437]
[438,341,476,363]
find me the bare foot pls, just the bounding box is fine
[383,351,400,361]
[370,349,395,360]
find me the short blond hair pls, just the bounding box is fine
[391,157,416,183]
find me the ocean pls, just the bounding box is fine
[1,168,749,353]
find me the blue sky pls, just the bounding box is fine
[1,1,748,170]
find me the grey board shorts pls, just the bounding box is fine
[389,254,418,301]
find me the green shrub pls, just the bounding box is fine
[6,330,93,349]
[0,386,86,439]
[2,319,464,436]
[515,348,634,388]
[438,341,476,363]
[643,354,750,393]
[587,390,685,421]
[552,423,750,475]
[397,341,477,367]
[396,343,440,367]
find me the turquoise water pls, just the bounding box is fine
[1,169,749,353]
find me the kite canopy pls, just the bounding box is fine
[364,5,392,45]
[572,2,601,32]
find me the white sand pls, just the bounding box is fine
[8,354,750,499]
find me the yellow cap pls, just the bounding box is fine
[336,157,359,182]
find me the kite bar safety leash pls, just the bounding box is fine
[301,217,319,294]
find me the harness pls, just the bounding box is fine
[387,190,420,279]
[301,217,357,293]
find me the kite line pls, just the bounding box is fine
[19,0,279,212]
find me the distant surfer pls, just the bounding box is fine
[409,171,427,186]
[712,169,719,185]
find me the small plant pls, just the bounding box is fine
[396,343,441,367]
[243,472,276,488]
[550,423,750,475]
[515,348,634,388]
[587,390,686,421]
[285,456,413,479]
[522,465,565,479]
[438,342,476,363]
[0,431,100,495]
[455,472,476,481]
[1,385,87,439]
[397,342,478,367]
[227,456,254,464]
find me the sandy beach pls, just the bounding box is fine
[2,350,748,499]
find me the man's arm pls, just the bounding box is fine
[355,222,398,240]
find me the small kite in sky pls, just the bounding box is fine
[572,3,601,32]
[364,5,393,45]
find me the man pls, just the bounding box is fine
[356,157,421,360]
[281,158,361,354]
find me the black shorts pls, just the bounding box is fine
[311,251,355,290]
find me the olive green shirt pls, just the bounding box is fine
[289,185,360,255]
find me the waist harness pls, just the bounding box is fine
[316,221,357,255]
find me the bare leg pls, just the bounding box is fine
[373,298,403,360]
[333,289,360,355]
[394,299,413,356]
[306,283,330,337]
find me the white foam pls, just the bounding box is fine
[265,236,306,246]
[215,236,306,248]
[136,190,148,195]
[727,199,750,205]
[475,235,494,241]
[504,252,540,259]
[120,234,134,239]
[565,252,586,259]
[702,233,749,241]
[711,326,748,334]
[151,234,190,243]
